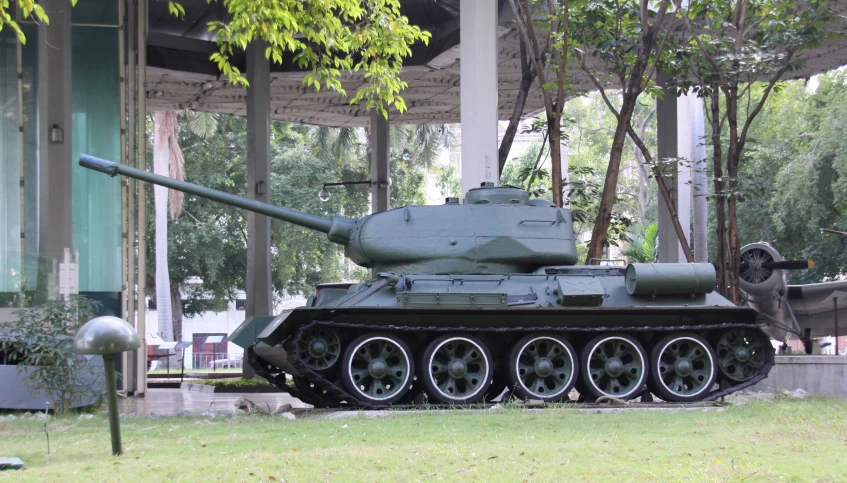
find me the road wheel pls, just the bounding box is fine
[507,333,577,402]
[649,333,717,402]
[580,333,647,401]
[340,333,414,405]
[421,333,493,404]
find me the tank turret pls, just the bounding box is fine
[80,154,578,274]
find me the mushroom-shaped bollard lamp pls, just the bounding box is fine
[74,316,141,456]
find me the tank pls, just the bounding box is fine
[80,154,774,407]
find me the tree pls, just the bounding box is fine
[571,0,691,263]
[152,110,217,342]
[672,0,837,301]
[507,0,570,207]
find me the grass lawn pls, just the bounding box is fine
[1,398,845,482]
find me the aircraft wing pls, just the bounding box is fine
[786,282,847,338]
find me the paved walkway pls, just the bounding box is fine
[118,388,307,416]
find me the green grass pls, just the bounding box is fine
[198,377,273,387]
[1,398,845,482]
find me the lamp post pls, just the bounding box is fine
[73,316,141,456]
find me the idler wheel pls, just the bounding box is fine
[421,333,493,404]
[648,333,717,402]
[296,327,341,371]
[715,329,768,382]
[340,333,414,405]
[507,333,578,402]
[580,333,647,401]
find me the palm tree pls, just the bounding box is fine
[621,223,659,263]
[152,110,217,344]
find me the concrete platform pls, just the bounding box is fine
[117,388,307,416]
[751,355,847,396]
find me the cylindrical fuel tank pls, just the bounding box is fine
[625,263,716,296]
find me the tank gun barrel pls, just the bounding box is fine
[80,154,337,234]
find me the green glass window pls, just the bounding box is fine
[72,26,122,292]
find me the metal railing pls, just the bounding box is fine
[192,352,243,370]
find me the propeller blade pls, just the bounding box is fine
[763,260,814,270]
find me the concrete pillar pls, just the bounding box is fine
[37,0,73,260]
[655,75,690,263]
[688,95,709,262]
[245,40,273,378]
[460,0,499,196]
[370,111,390,213]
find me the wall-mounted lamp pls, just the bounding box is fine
[318,180,372,202]
[49,124,63,143]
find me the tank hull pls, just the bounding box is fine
[240,268,774,408]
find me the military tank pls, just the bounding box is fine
[81,154,774,407]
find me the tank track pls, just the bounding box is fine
[251,320,775,409]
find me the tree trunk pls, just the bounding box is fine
[549,122,563,207]
[499,37,536,175]
[723,86,742,304]
[170,282,183,342]
[709,92,728,296]
[586,96,636,262]
[153,111,175,342]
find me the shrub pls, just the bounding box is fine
[0,296,105,413]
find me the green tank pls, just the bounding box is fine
[81,154,773,407]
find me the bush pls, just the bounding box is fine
[0,296,105,413]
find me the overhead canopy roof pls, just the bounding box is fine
[145,0,847,127]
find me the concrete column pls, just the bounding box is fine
[245,41,273,325]
[688,95,709,262]
[370,111,390,213]
[460,0,499,196]
[37,0,73,260]
[655,74,690,263]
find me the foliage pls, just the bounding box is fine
[0,296,104,413]
[621,223,659,263]
[433,162,462,200]
[0,0,51,43]
[206,0,430,117]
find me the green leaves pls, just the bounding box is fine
[168,1,185,18]
[198,0,430,114]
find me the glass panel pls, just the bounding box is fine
[72,26,121,292]
[0,25,38,295]
[72,0,119,26]
[0,31,21,293]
